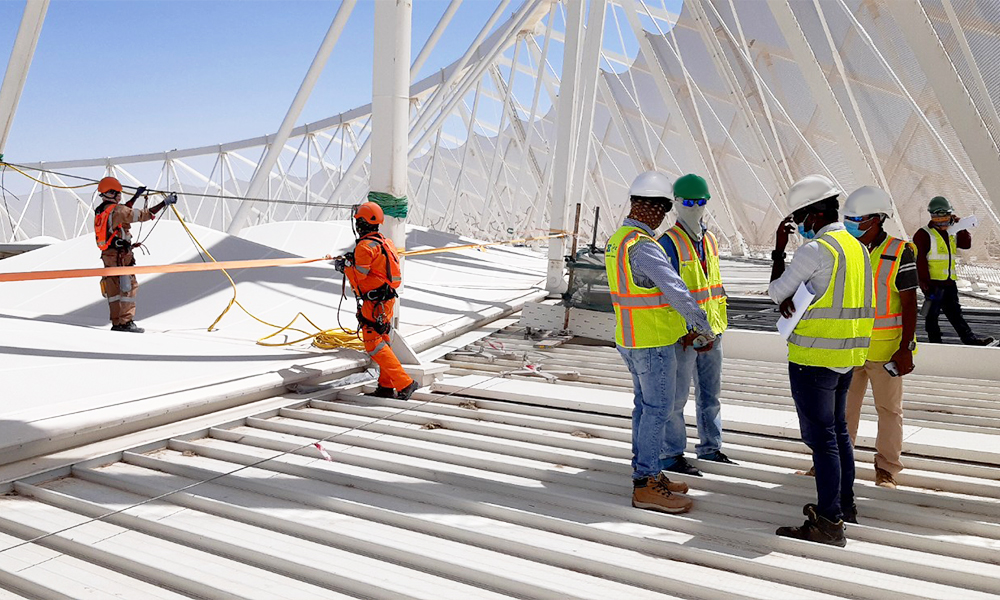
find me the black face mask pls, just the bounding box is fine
[355,218,378,238]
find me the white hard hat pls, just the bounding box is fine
[629,171,673,198]
[843,186,893,219]
[787,174,841,214]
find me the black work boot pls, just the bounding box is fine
[842,503,858,524]
[371,385,396,398]
[112,321,144,333]
[662,456,703,477]
[397,380,420,400]
[776,504,847,547]
[967,336,997,347]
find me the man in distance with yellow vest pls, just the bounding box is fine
[605,171,715,515]
[93,176,176,333]
[841,186,917,490]
[335,201,418,400]
[658,174,734,477]
[769,174,874,546]
[912,196,995,346]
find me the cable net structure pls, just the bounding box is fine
[3,0,1000,278]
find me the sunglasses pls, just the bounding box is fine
[844,214,878,223]
[680,198,708,207]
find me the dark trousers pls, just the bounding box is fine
[925,280,975,344]
[788,363,855,522]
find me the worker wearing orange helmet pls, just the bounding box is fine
[94,176,176,333]
[335,201,418,399]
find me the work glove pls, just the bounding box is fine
[164,193,178,206]
[135,186,147,196]
[333,253,354,273]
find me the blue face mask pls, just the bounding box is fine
[798,223,815,240]
[843,220,863,238]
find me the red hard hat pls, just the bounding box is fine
[98,176,122,194]
[354,201,384,225]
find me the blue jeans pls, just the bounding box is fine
[661,335,724,465]
[788,363,856,522]
[617,344,679,480]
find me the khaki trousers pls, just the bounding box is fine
[101,250,138,326]
[846,360,904,475]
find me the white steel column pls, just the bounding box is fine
[370,0,412,251]
[227,0,356,234]
[883,0,1000,221]
[0,0,49,155]
[546,0,585,294]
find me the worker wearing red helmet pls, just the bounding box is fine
[93,176,176,333]
[335,201,418,399]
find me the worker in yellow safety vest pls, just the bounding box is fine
[838,186,918,490]
[768,174,874,547]
[605,171,715,516]
[657,174,734,477]
[912,195,995,346]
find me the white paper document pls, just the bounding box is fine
[776,282,816,341]
[948,215,978,234]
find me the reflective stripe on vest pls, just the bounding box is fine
[787,229,875,368]
[605,226,688,348]
[661,226,728,335]
[921,226,957,281]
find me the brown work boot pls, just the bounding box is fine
[655,472,690,494]
[875,467,897,489]
[632,477,693,514]
[795,465,816,477]
[776,504,847,547]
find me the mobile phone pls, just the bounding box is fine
[883,361,899,377]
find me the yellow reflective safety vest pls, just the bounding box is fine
[659,226,728,335]
[868,235,918,362]
[787,229,875,368]
[605,226,689,348]
[921,226,958,281]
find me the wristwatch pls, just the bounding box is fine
[771,250,786,261]
[906,340,916,351]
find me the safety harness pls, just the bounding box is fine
[354,232,401,335]
[94,201,129,251]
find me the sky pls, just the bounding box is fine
[0,0,509,163]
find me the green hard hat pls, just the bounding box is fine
[928,196,953,214]
[673,174,711,200]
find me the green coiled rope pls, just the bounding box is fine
[368,191,408,219]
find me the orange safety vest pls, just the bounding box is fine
[94,202,124,251]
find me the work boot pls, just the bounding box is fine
[111,321,144,333]
[875,467,897,489]
[397,380,420,401]
[371,385,396,398]
[632,477,693,514]
[700,451,737,465]
[662,456,703,477]
[842,502,858,524]
[655,472,690,494]
[795,465,816,477]
[776,504,847,547]
[966,335,997,346]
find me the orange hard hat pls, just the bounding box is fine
[354,201,384,225]
[98,176,122,194]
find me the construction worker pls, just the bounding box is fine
[913,196,995,346]
[658,174,734,477]
[842,187,917,490]
[335,201,418,400]
[93,176,176,333]
[605,171,715,515]
[769,174,874,547]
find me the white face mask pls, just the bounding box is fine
[675,204,707,240]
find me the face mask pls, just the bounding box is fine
[843,220,863,238]
[930,214,952,228]
[797,223,815,240]
[675,204,707,240]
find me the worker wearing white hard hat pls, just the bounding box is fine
[768,174,875,547]
[604,171,715,515]
[837,186,918,490]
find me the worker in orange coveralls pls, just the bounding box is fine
[335,201,419,399]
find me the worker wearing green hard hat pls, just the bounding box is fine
[912,195,995,346]
[657,174,733,478]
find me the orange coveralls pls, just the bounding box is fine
[97,203,153,326]
[345,233,414,391]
